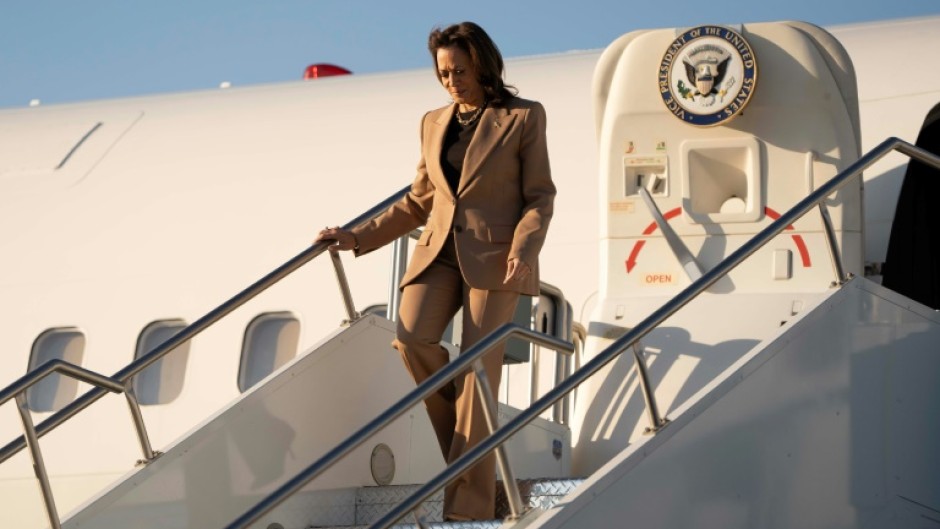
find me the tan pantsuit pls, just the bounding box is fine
[395,236,519,520]
[351,97,554,520]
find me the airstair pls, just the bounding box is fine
[46,312,577,529]
[3,20,940,529]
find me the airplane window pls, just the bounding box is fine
[134,320,191,405]
[238,312,300,393]
[360,304,388,318]
[26,328,85,412]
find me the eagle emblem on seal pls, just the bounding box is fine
[684,55,731,99]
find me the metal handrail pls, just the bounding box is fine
[806,150,847,285]
[224,324,574,529]
[358,138,940,529]
[0,184,411,465]
[2,359,156,529]
[0,360,123,406]
[0,360,159,462]
[818,202,847,285]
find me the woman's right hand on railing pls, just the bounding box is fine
[315,226,359,252]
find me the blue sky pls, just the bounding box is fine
[2,0,938,109]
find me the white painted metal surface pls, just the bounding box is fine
[529,278,940,528]
[571,291,827,474]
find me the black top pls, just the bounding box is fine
[440,111,481,193]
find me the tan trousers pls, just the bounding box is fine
[394,236,520,521]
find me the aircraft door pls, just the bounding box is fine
[882,104,940,308]
[594,21,863,300]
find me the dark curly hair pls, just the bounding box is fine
[428,22,517,106]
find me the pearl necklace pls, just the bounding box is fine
[455,102,486,126]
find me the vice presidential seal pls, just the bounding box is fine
[658,25,757,127]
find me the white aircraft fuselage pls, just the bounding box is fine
[0,15,938,528]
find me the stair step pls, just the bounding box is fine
[356,485,443,525]
[499,478,583,515]
[309,478,583,529]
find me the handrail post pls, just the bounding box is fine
[632,342,666,434]
[553,299,570,425]
[411,505,431,529]
[388,235,410,323]
[561,308,574,426]
[539,282,571,425]
[471,359,525,520]
[529,344,541,411]
[818,202,848,285]
[14,393,62,529]
[123,382,160,465]
[328,250,360,324]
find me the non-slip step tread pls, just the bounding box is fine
[309,478,584,528]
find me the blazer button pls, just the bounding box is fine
[454,225,463,233]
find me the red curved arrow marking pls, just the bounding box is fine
[626,240,645,273]
[763,207,795,229]
[791,236,811,267]
[663,208,683,221]
[765,207,811,267]
[625,206,812,274]
[628,208,682,273]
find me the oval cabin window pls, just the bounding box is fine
[27,328,86,412]
[238,312,300,392]
[134,320,191,405]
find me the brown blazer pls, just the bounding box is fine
[352,97,555,296]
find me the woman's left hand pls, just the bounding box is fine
[504,258,530,284]
[315,226,358,252]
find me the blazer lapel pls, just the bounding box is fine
[457,106,516,196]
[428,105,455,200]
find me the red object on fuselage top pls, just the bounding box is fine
[303,64,352,79]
